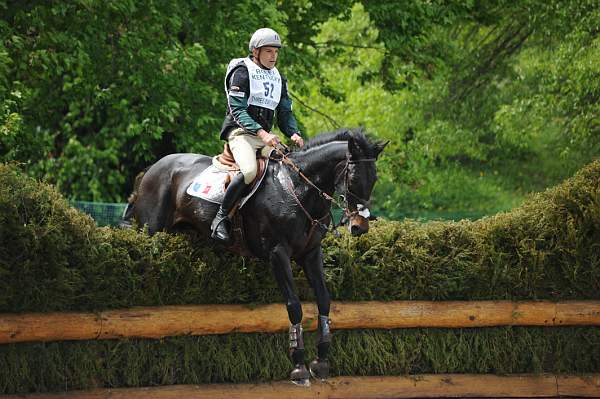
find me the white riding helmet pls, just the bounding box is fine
[248,28,282,52]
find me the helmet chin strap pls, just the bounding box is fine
[253,49,273,70]
[257,59,270,69]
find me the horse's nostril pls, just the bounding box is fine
[351,225,365,236]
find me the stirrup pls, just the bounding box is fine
[210,215,231,242]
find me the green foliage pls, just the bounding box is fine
[0,42,24,159]
[493,9,600,177]
[1,327,598,394]
[294,5,514,216]
[1,159,598,313]
[361,0,474,75]
[0,163,99,311]
[292,2,599,218]
[1,1,598,216]
[0,1,294,201]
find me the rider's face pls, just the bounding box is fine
[253,46,279,69]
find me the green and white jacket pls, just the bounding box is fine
[219,57,300,140]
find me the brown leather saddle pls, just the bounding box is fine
[217,143,267,190]
[215,143,270,257]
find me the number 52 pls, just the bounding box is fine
[263,82,275,98]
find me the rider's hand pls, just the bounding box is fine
[257,129,280,147]
[290,133,304,147]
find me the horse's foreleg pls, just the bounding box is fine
[269,244,310,386]
[297,245,332,381]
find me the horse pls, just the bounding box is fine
[124,127,386,386]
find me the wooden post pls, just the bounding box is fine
[1,301,599,344]
[1,374,599,399]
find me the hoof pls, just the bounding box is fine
[291,364,310,387]
[309,358,329,381]
[291,378,311,387]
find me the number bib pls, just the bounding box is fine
[225,57,282,110]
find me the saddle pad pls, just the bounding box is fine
[186,160,270,207]
[186,165,227,204]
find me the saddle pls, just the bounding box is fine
[186,143,272,257]
[186,143,269,205]
[219,143,270,257]
[217,143,267,189]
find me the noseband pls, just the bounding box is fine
[334,157,376,221]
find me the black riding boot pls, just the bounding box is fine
[210,173,248,244]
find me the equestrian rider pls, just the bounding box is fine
[211,28,304,243]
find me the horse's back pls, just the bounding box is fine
[135,153,212,233]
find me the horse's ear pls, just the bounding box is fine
[374,140,389,158]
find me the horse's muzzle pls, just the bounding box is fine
[349,214,369,236]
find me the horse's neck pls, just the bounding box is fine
[291,141,347,193]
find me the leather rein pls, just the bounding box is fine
[273,145,375,234]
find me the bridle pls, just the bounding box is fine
[334,158,376,220]
[273,145,375,231]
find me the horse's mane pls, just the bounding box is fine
[297,127,377,156]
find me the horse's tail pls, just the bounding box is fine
[120,167,149,228]
[128,168,148,205]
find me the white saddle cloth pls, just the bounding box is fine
[185,156,269,208]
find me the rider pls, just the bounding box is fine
[211,28,304,244]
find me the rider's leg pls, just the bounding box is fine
[229,130,262,184]
[210,130,262,243]
[210,172,247,243]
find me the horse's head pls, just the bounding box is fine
[338,133,388,236]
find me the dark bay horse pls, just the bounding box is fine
[125,127,386,386]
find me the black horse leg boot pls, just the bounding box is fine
[309,315,331,380]
[289,323,310,386]
[211,172,247,244]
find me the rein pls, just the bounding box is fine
[274,146,345,209]
[273,145,375,231]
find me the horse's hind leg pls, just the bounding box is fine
[134,178,174,234]
[269,244,310,387]
[297,245,331,381]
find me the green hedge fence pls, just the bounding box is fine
[0,160,598,394]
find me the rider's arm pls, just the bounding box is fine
[276,77,301,138]
[227,66,262,134]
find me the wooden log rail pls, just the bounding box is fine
[1,300,599,344]
[2,374,599,398]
